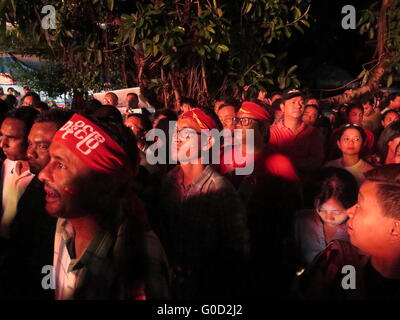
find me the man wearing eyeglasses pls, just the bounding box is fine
[269,88,325,177]
[220,101,303,298]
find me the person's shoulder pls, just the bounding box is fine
[263,151,298,179]
[208,166,236,192]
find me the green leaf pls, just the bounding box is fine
[207,26,216,34]
[107,0,114,11]
[217,44,229,52]
[284,27,292,38]
[96,50,102,65]
[244,3,253,14]
[153,44,158,56]
[287,65,298,74]
[163,55,171,66]
[387,74,393,87]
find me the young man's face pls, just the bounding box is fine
[234,111,261,145]
[171,118,202,163]
[382,112,399,128]
[348,108,363,126]
[217,106,235,131]
[27,122,58,174]
[347,181,395,257]
[302,106,318,126]
[389,96,400,110]
[22,96,34,107]
[103,93,118,107]
[39,141,91,218]
[362,103,374,117]
[281,96,305,120]
[0,118,28,161]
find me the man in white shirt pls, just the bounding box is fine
[0,108,39,239]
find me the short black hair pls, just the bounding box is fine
[346,103,363,116]
[35,108,74,129]
[313,167,358,210]
[22,92,41,106]
[180,97,198,108]
[3,107,40,137]
[126,112,152,132]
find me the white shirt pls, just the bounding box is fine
[0,159,34,238]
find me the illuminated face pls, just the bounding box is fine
[217,106,235,131]
[281,96,305,120]
[38,141,91,218]
[103,93,118,106]
[316,197,348,227]
[362,103,374,117]
[302,106,318,126]
[0,118,28,161]
[381,112,399,128]
[27,122,58,174]
[389,96,400,109]
[348,108,363,126]
[234,111,259,145]
[22,96,34,107]
[171,118,203,163]
[347,181,395,257]
[125,116,146,140]
[337,128,363,157]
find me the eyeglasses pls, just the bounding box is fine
[317,208,345,216]
[341,137,361,143]
[233,117,259,126]
[173,128,201,141]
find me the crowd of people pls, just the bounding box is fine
[0,86,399,300]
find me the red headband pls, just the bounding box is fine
[180,108,218,130]
[238,101,272,123]
[52,114,132,180]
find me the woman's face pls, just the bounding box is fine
[302,106,318,126]
[316,197,348,227]
[337,128,363,156]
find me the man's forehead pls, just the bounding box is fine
[29,122,58,139]
[1,118,26,132]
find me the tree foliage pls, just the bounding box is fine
[0,0,313,107]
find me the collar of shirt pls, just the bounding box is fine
[170,165,215,195]
[277,119,307,135]
[59,218,115,273]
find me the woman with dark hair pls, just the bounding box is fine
[375,120,400,165]
[292,167,358,267]
[325,124,373,185]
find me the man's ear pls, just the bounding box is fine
[280,102,285,113]
[201,135,215,152]
[391,221,400,238]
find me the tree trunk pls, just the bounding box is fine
[321,0,391,106]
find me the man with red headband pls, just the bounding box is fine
[159,107,249,299]
[220,100,303,298]
[39,113,169,299]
